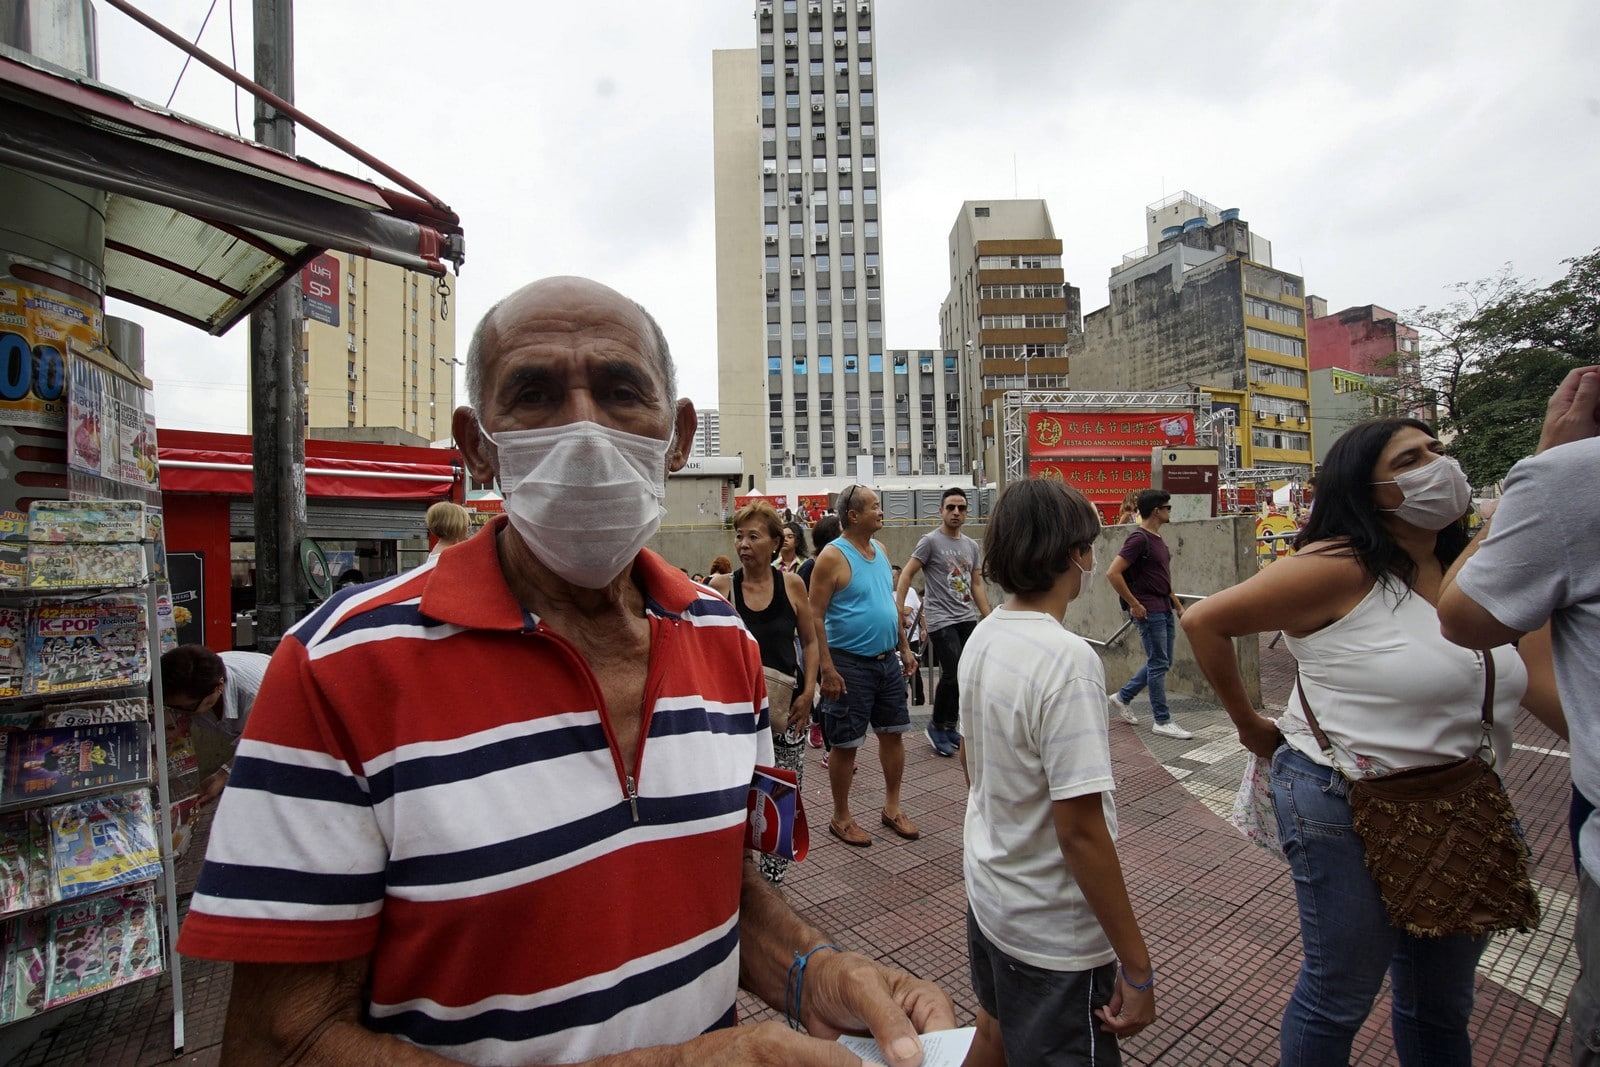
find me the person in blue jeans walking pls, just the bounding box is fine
[1182,417,1562,1065]
[1106,489,1193,740]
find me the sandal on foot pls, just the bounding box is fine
[880,810,920,841]
[828,818,872,847]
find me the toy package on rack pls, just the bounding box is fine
[25,596,148,696]
[0,511,27,591]
[40,897,111,1008]
[26,500,145,544]
[145,507,166,584]
[0,911,48,1024]
[2,722,150,805]
[104,885,162,986]
[153,584,176,655]
[46,790,161,901]
[25,542,145,590]
[0,606,24,700]
[0,811,48,916]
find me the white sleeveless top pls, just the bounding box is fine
[1281,577,1525,776]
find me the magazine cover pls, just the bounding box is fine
[0,810,49,915]
[26,596,148,696]
[0,912,49,1024]
[36,697,148,728]
[25,542,144,590]
[47,790,161,901]
[26,500,145,544]
[2,722,150,804]
[0,606,24,699]
[66,355,106,479]
[0,510,28,591]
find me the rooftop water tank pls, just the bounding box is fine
[1160,225,1183,241]
[1181,216,1207,233]
[1219,207,1241,221]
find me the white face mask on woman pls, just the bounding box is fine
[1372,455,1471,530]
[481,419,671,588]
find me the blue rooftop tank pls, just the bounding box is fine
[1160,225,1183,241]
[1181,216,1207,233]
[1219,207,1241,221]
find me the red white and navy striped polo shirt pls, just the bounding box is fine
[178,518,773,1064]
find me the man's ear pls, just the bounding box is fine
[667,399,697,474]
[454,407,497,486]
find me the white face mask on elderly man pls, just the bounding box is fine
[481,419,671,588]
[1372,454,1471,530]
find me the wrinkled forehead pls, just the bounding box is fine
[482,284,662,384]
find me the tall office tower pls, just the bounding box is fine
[691,407,722,457]
[297,252,458,442]
[1077,192,1314,475]
[718,0,940,492]
[939,199,1081,483]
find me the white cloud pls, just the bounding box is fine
[86,0,1600,432]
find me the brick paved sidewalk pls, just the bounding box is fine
[6,638,1579,1065]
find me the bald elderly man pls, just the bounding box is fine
[178,277,955,1066]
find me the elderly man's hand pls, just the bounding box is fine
[794,949,958,1067]
[820,665,846,702]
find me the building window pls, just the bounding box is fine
[863,220,878,237]
[841,253,856,272]
[810,60,824,75]
[858,29,871,44]
[769,357,782,373]
[767,323,782,339]
[815,254,829,272]
[838,219,853,236]
[791,289,806,305]
[1245,296,1304,328]
[1246,329,1305,359]
[1248,360,1308,388]
[860,90,874,106]
[762,94,776,108]
[974,206,990,217]
[977,253,1061,269]
[863,188,877,204]
[859,59,872,75]
[818,355,833,373]
[842,320,857,338]
[1251,429,1311,452]
[793,357,807,375]
[786,93,799,108]
[868,354,883,373]
[845,359,859,376]
[792,322,807,339]
[764,190,779,206]
[980,314,1068,329]
[812,156,827,173]
[862,156,876,172]
[817,321,832,336]
[866,287,880,303]
[835,90,849,107]
[838,188,852,205]
[867,321,882,338]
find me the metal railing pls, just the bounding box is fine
[1079,593,1206,649]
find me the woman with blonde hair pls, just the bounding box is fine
[710,500,818,885]
[425,501,472,558]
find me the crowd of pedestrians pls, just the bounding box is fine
[173,274,1598,1067]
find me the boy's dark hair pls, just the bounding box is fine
[1136,489,1171,519]
[983,479,1100,595]
[1294,416,1469,589]
[940,487,969,506]
[160,644,225,703]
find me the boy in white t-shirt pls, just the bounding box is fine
[958,479,1156,1066]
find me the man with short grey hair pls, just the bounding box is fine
[180,276,954,1066]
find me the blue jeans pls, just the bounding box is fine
[1117,611,1173,725]
[1271,746,1485,1066]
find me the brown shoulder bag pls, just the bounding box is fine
[1297,654,1541,938]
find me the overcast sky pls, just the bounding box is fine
[92,0,1600,436]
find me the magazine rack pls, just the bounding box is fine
[0,536,185,1053]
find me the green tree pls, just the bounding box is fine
[1375,249,1599,486]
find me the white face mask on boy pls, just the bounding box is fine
[481,419,671,588]
[1372,455,1471,530]
[1074,547,1099,598]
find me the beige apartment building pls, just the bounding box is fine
[296,252,458,441]
[938,199,1081,482]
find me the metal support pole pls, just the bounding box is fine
[248,0,304,648]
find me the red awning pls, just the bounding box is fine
[158,432,460,499]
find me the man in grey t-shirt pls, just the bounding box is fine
[1439,364,1600,1067]
[896,487,991,756]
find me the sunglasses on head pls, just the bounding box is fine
[837,485,857,515]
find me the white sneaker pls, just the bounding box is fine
[1108,693,1138,725]
[1152,721,1194,740]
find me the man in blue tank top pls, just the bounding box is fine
[809,484,920,848]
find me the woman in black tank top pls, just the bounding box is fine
[709,500,819,886]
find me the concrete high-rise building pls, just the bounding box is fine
[297,253,458,442]
[691,407,722,457]
[1077,192,1314,474]
[714,0,958,494]
[938,199,1081,483]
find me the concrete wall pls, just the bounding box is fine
[646,513,1262,705]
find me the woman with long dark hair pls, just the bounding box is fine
[1182,417,1561,1066]
[776,521,809,574]
[709,500,818,885]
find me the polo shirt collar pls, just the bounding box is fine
[420,515,700,629]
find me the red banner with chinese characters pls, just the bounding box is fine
[1029,459,1152,521]
[1027,411,1195,454]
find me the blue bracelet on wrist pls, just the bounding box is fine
[785,943,842,1030]
[1119,963,1155,991]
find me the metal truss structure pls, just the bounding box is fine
[999,390,1210,483]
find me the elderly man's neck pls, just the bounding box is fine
[495,526,645,619]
